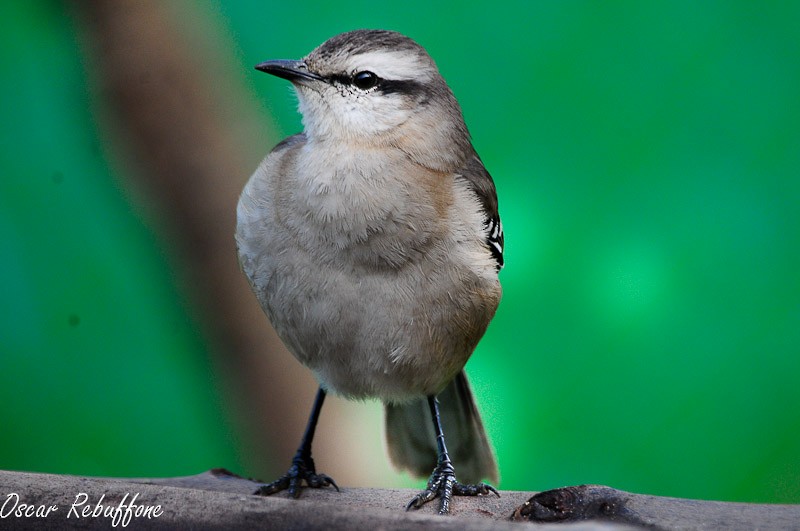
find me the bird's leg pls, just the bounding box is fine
[254,387,339,498]
[406,395,499,514]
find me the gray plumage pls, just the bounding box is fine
[236,29,502,486]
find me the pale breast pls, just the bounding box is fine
[236,138,501,401]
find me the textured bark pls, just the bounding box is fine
[2,469,797,530]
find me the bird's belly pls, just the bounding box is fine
[260,245,498,402]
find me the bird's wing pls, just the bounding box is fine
[458,153,504,270]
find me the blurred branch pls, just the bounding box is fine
[68,0,318,477]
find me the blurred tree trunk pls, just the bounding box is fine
[68,0,319,479]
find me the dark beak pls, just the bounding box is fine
[254,60,323,83]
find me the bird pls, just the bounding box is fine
[236,29,504,515]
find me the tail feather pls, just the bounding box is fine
[384,371,498,484]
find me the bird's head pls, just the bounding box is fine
[256,29,472,171]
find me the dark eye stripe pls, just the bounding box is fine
[325,74,425,97]
[327,72,380,90]
[378,79,425,97]
[327,74,353,86]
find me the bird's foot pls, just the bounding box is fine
[406,461,499,515]
[253,454,338,498]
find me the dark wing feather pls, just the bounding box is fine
[459,153,504,270]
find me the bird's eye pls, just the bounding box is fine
[353,71,379,90]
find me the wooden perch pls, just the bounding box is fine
[1,469,797,529]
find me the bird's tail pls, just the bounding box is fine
[384,370,498,485]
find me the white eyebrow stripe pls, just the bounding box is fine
[348,51,433,81]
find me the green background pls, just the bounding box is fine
[2,1,798,503]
